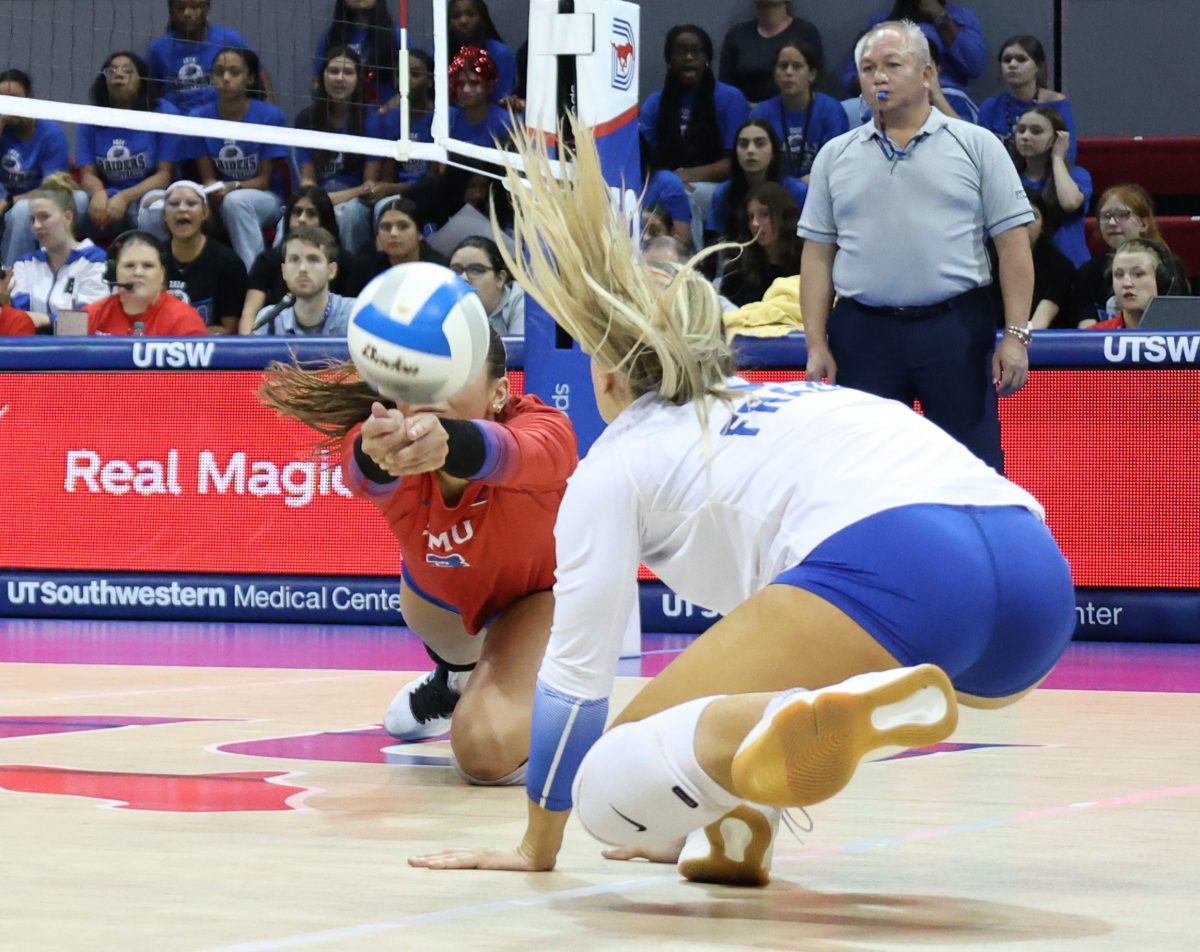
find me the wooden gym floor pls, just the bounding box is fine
[1,619,1198,951]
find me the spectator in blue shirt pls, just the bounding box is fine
[78,52,176,243]
[750,39,848,181]
[842,1,985,94]
[706,119,807,244]
[1011,106,1092,268]
[448,0,516,104]
[447,46,514,149]
[146,0,273,112]
[978,36,1076,162]
[313,0,403,109]
[0,69,86,266]
[641,26,750,250]
[643,170,693,250]
[295,47,373,253]
[182,47,288,268]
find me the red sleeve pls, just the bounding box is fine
[1087,315,1125,330]
[470,395,578,489]
[0,305,35,336]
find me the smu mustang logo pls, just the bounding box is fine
[423,519,473,567]
[427,553,468,568]
[611,18,635,91]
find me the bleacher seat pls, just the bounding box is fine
[1077,136,1200,197]
[1077,137,1200,217]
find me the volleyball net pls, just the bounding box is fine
[0,0,533,204]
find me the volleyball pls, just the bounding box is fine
[347,261,491,404]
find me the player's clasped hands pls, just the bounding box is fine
[360,402,450,477]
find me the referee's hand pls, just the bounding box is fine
[805,344,838,385]
[993,336,1030,396]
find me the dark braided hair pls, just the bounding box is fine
[651,26,722,171]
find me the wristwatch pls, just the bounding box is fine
[1005,324,1033,346]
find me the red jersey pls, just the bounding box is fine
[1088,314,1127,330]
[85,293,207,336]
[0,305,35,336]
[341,394,578,633]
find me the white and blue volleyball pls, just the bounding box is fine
[347,261,491,404]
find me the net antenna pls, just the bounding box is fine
[397,0,411,163]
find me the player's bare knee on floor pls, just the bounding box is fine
[452,749,528,786]
[450,717,527,783]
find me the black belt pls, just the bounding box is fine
[846,286,992,321]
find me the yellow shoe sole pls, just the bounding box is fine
[730,665,958,808]
[677,804,778,887]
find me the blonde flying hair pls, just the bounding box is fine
[496,116,735,413]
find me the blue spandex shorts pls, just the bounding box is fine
[774,504,1075,698]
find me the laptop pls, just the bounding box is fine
[1140,296,1200,330]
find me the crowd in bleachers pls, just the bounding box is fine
[0,0,1196,338]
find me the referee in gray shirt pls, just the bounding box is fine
[799,20,1034,473]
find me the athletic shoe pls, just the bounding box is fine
[382,665,469,740]
[731,664,958,808]
[677,803,780,887]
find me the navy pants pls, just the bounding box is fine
[827,287,1004,472]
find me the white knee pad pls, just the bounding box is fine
[572,696,743,850]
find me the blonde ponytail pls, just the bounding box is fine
[30,172,80,217]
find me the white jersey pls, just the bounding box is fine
[10,240,109,317]
[540,380,1043,701]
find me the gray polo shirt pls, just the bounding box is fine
[798,109,1033,307]
[253,293,354,336]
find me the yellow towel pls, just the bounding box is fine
[723,275,803,342]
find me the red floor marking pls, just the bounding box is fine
[218,727,449,766]
[0,765,313,811]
